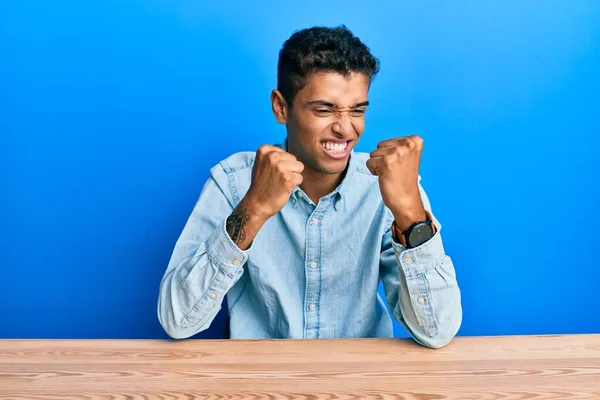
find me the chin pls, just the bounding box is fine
[315,158,349,175]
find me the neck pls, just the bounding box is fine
[300,166,346,204]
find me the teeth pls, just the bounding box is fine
[322,141,348,153]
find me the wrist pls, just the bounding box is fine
[391,205,427,232]
[239,194,271,224]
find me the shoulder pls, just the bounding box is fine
[344,151,380,195]
[349,151,372,176]
[209,151,256,181]
[209,143,287,179]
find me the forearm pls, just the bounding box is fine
[158,221,248,339]
[392,233,462,348]
[226,196,269,251]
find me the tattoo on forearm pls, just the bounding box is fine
[226,206,249,244]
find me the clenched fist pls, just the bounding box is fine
[366,135,427,231]
[245,145,305,220]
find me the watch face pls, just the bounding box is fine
[408,222,434,247]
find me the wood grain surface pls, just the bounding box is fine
[1,335,599,399]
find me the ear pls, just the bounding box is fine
[270,89,289,124]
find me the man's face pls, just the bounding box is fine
[285,72,370,175]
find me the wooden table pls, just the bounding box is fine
[1,335,599,399]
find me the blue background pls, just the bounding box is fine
[1,1,599,339]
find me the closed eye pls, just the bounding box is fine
[313,108,366,116]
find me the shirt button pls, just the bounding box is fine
[311,217,318,225]
[309,304,316,311]
[417,296,425,304]
[298,192,303,198]
[232,258,241,265]
[404,257,413,264]
[209,292,217,299]
[310,261,317,269]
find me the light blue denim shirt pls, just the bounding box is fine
[158,142,462,348]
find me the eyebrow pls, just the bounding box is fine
[306,100,370,108]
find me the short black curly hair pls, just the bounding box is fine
[277,25,380,106]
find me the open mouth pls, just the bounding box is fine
[320,140,352,159]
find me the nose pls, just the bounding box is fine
[331,112,354,138]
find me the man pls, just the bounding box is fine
[158,25,462,348]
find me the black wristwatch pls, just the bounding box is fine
[393,210,437,249]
